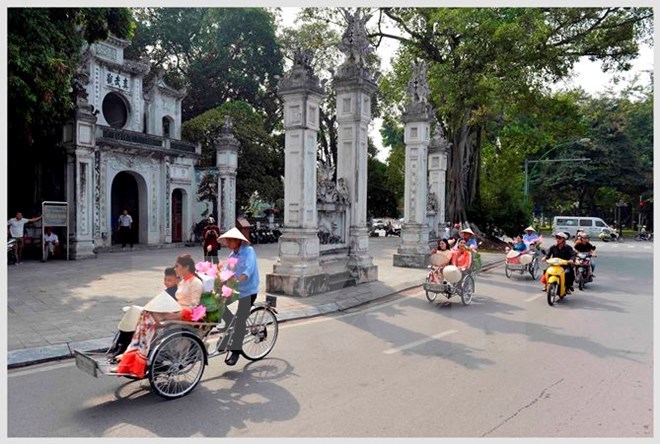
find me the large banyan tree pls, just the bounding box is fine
[373,7,653,222]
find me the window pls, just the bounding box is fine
[579,219,593,227]
[102,92,129,129]
[162,116,173,138]
[557,218,578,226]
[595,220,606,227]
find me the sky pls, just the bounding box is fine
[278,7,654,162]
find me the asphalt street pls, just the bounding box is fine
[7,240,653,437]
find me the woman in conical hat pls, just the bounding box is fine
[454,226,478,251]
[217,226,258,367]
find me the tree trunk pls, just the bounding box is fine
[446,110,481,224]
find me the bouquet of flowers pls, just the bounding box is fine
[193,257,240,322]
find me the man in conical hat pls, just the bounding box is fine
[454,226,478,251]
[218,227,259,366]
[522,225,541,249]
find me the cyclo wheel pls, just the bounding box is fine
[148,330,206,400]
[529,258,539,280]
[460,275,475,305]
[241,307,278,361]
[547,282,558,306]
[425,276,437,302]
[504,263,511,278]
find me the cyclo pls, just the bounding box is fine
[504,246,541,280]
[74,295,279,399]
[423,252,475,306]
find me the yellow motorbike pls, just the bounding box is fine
[544,257,572,306]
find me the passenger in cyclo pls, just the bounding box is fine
[452,238,473,273]
[428,238,453,283]
[112,254,204,376]
[452,227,478,252]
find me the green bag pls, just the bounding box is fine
[200,291,219,323]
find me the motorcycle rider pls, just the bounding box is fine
[574,233,597,276]
[541,232,576,294]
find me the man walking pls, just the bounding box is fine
[7,211,41,264]
[117,209,133,249]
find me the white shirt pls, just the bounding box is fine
[118,214,133,227]
[44,232,59,243]
[8,218,28,238]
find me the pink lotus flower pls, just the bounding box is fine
[195,261,212,272]
[191,305,207,321]
[221,285,235,298]
[219,269,234,282]
[227,257,238,269]
[204,267,218,278]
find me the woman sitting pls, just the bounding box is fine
[451,239,473,272]
[429,238,453,283]
[511,235,527,252]
[114,254,203,377]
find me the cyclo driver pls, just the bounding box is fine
[541,232,576,294]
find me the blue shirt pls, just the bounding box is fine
[523,233,540,249]
[226,244,259,297]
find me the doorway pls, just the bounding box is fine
[111,172,140,245]
[172,189,183,242]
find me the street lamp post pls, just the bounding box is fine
[524,138,591,197]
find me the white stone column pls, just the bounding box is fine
[63,97,98,259]
[394,62,434,268]
[266,50,328,297]
[215,117,238,232]
[428,126,450,234]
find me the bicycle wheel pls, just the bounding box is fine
[547,282,558,306]
[504,263,511,278]
[460,275,474,305]
[148,332,206,399]
[424,277,437,302]
[529,258,539,280]
[241,307,278,361]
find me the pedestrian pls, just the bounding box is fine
[443,223,451,240]
[7,211,42,264]
[42,226,59,262]
[202,216,221,264]
[217,227,259,366]
[117,209,133,249]
[450,223,460,241]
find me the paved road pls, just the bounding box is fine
[8,242,652,437]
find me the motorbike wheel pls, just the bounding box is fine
[576,271,585,291]
[547,282,558,306]
[504,263,511,279]
[529,258,539,280]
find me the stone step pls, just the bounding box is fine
[94,242,190,254]
[327,271,356,292]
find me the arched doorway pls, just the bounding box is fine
[172,189,184,242]
[111,171,146,245]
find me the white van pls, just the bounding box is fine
[552,216,612,238]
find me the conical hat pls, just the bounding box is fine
[443,265,462,284]
[459,228,475,236]
[143,291,182,313]
[506,250,521,259]
[219,227,250,244]
[430,252,451,266]
[519,254,532,265]
[117,305,143,331]
[524,226,535,232]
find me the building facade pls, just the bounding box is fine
[64,36,200,258]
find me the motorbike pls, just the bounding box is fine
[544,257,572,306]
[573,252,593,291]
[634,231,653,241]
[7,238,17,265]
[599,227,622,242]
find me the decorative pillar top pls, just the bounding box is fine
[214,116,239,153]
[334,8,378,84]
[403,61,434,122]
[278,47,323,96]
[428,123,451,156]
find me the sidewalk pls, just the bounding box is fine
[6,237,502,368]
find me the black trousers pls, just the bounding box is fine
[119,226,133,247]
[221,294,257,352]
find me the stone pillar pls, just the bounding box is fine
[333,9,379,283]
[215,116,238,232]
[266,48,328,297]
[394,62,434,268]
[428,125,450,234]
[63,95,98,259]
